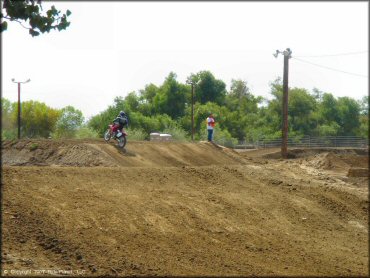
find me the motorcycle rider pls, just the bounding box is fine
[112,111,129,138]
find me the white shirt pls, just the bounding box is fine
[207,117,215,130]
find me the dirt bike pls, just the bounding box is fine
[104,124,127,148]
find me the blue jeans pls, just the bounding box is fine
[207,129,213,141]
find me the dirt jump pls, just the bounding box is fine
[1,139,368,276]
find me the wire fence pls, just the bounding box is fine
[230,136,368,149]
[3,127,368,150]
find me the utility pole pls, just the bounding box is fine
[273,48,292,158]
[191,82,195,141]
[11,78,31,139]
[186,78,196,141]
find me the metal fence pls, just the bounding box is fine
[234,136,368,149]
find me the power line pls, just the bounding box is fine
[291,57,368,78]
[294,50,368,58]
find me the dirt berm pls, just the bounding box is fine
[1,139,369,276]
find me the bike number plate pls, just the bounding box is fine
[116,132,122,138]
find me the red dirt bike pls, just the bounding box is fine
[104,124,127,148]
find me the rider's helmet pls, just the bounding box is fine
[119,111,126,117]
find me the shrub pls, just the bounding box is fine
[75,126,99,139]
[29,143,38,151]
[127,128,147,141]
[2,129,17,140]
[163,126,189,142]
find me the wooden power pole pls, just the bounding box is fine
[186,78,196,141]
[191,82,194,141]
[274,48,292,158]
[11,78,31,139]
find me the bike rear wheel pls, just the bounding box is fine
[118,136,127,148]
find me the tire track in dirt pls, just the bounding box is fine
[2,140,368,276]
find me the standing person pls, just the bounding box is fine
[206,112,215,142]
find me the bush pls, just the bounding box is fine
[127,128,147,141]
[2,129,17,140]
[75,126,99,139]
[163,126,189,142]
[29,143,38,151]
[315,122,340,136]
[214,129,238,148]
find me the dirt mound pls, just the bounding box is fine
[1,139,246,167]
[2,140,116,167]
[238,148,368,170]
[2,141,368,276]
[303,151,368,172]
[306,152,350,170]
[2,165,368,276]
[347,168,368,177]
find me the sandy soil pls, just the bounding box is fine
[1,139,369,276]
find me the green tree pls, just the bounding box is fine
[1,98,17,139]
[288,88,316,135]
[153,72,187,119]
[255,78,284,138]
[189,71,227,105]
[357,96,369,138]
[1,97,15,130]
[311,87,324,102]
[21,100,60,138]
[1,98,62,139]
[53,106,84,138]
[336,97,360,135]
[179,101,231,140]
[137,83,159,116]
[318,93,339,124]
[358,96,368,116]
[358,115,369,138]
[224,80,263,140]
[1,0,71,36]
[315,122,340,136]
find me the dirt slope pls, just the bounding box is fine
[1,140,368,276]
[2,139,245,167]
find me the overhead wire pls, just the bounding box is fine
[291,56,368,78]
[293,50,368,58]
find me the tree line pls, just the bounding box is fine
[1,99,96,140]
[2,70,368,143]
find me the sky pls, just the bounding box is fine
[2,1,368,120]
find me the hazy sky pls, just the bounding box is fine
[2,1,368,119]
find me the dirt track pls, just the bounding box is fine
[1,139,369,276]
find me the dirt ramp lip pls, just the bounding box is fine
[2,139,246,167]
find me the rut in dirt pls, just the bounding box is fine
[1,139,368,276]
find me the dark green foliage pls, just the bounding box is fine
[2,70,367,142]
[152,72,187,119]
[190,71,227,105]
[336,97,361,135]
[87,71,367,142]
[1,0,71,36]
[53,106,84,138]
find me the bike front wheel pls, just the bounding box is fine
[104,129,111,142]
